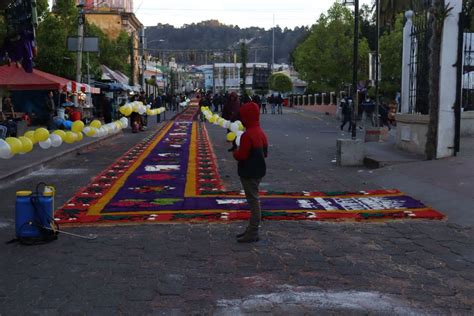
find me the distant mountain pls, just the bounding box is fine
[144,20,309,65]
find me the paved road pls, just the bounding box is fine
[0,107,473,315]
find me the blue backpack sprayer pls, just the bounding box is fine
[13,182,97,245]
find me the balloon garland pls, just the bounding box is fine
[0,102,168,159]
[0,117,130,159]
[200,106,245,146]
[119,101,166,117]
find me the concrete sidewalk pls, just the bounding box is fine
[292,106,474,226]
[0,110,175,181]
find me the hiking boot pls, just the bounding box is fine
[237,226,259,243]
[235,227,248,239]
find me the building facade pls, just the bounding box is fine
[64,0,142,87]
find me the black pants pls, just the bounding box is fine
[341,115,352,131]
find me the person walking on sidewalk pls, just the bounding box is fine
[360,95,375,129]
[232,99,268,243]
[340,98,352,132]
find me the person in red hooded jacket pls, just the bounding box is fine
[233,95,268,243]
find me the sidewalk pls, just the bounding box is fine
[281,106,474,226]
[0,110,176,181]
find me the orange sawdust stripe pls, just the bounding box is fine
[87,122,174,216]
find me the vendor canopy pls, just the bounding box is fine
[0,64,70,90]
[0,65,100,93]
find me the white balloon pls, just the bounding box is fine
[0,139,13,159]
[49,134,63,147]
[230,122,239,133]
[236,134,242,147]
[39,138,52,149]
[224,121,231,129]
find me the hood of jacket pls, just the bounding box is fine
[239,101,260,128]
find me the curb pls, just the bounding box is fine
[0,132,122,182]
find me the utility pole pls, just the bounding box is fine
[271,13,275,71]
[140,27,146,91]
[351,0,359,140]
[130,31,135,86]
[374,0,380,127]
[75,0,85,104]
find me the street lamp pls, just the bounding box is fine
[341,0,359,140]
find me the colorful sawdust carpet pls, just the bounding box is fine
[55,104,445,224]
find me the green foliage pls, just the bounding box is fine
[34,0,131,81]
[269,73,293,93]
[86,23,131,79]
[292,3,370,93]
[35,13,76,79]
[379,13,403,99]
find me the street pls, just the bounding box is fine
[0,106,473,315]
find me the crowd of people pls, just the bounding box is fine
[198,91,286,118]
[338,94,397,132]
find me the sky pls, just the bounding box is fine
[133,0,373,30]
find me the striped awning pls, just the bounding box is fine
[64,81,101,94]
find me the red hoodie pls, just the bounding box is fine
[233,101,268,178]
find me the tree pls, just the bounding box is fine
[269,73,293,93]
[379,13,403,98]
[35,13,76,79]
[292,3,370,93]
[380,0,414,25]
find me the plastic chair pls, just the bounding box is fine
[0,125,7,139]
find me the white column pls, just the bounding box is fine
[436,0,462,158]
[401,11,413,113]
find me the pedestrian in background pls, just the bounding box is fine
[232,96,268,243]
[222,91,241,152]
[45,91,56,130]
[340,98,352,132]
[260,94,267,114]
[360,95,375,129]
[276,93,283,115]
[269,94,275,114]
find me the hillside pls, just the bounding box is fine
[144,20,309,65]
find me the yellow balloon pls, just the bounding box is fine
[34,128,49,142]
[85,127,96,137]
[5,137,22,154]
[74,132,83,142]
[90,120,102,129]
[53,130,67,141]
[209,116,216,123]
[226,132,237,142]
[64,131,77,144]
[18,136,33,153]
[71,120,85,133]
[24,130,37,144]
[238,122,244,131]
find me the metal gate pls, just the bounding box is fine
[408,9,432,114]
[455,1,474,153]
[462,32,473,112]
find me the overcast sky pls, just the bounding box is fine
[134,0,373,29]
